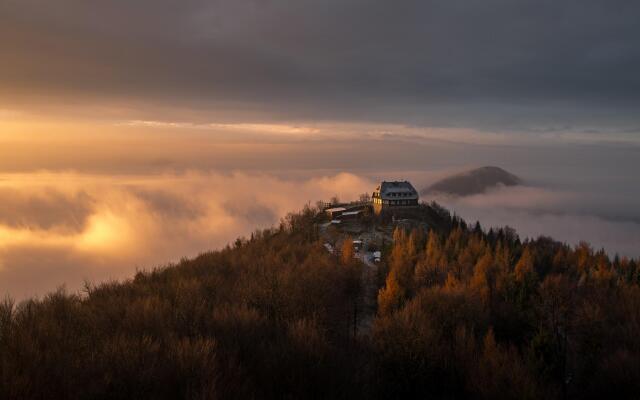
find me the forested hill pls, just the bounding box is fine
[1,203,640,399]
[423,166,522,196]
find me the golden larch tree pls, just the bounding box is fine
[515,246,535,282]
[341,236,355,265]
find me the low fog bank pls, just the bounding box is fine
[0,171,374,300]
[1,158,638,300]
[434,184,640,258]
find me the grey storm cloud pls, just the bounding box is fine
[2,0,640,129]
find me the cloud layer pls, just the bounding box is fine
[0,171,373,299]
[435,185,640,259]
[1,167,639,300]
[2,0,640,131]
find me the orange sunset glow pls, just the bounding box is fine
[2,1,640,398]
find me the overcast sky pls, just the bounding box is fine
[2,0,640,134]
[1,1,640,298]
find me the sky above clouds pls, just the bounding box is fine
[0,1,639,298]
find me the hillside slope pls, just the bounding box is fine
[1,203,639,399]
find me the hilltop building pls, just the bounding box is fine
[372,181,419,214]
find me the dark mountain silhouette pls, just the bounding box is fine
[423,166,521,196]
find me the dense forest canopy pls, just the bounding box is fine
[1,203,639,399]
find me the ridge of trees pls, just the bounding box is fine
[1,203,639,399]
[374,214,640,399]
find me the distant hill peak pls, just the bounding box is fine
[422,166,521,197]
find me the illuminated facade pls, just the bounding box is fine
[372,181,419,214]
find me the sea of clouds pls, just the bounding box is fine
[1,126,638,299]
[2,168,639,300]
[434,185,640,259]
[0,171,374,299]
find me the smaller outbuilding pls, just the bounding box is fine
[325,206,347,219]
[340,210,363,221]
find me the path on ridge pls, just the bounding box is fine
[357,251,378,336]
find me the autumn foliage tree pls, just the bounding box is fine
[341,236,355,265]
[1,203,639,399]
[373,215,640,399]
